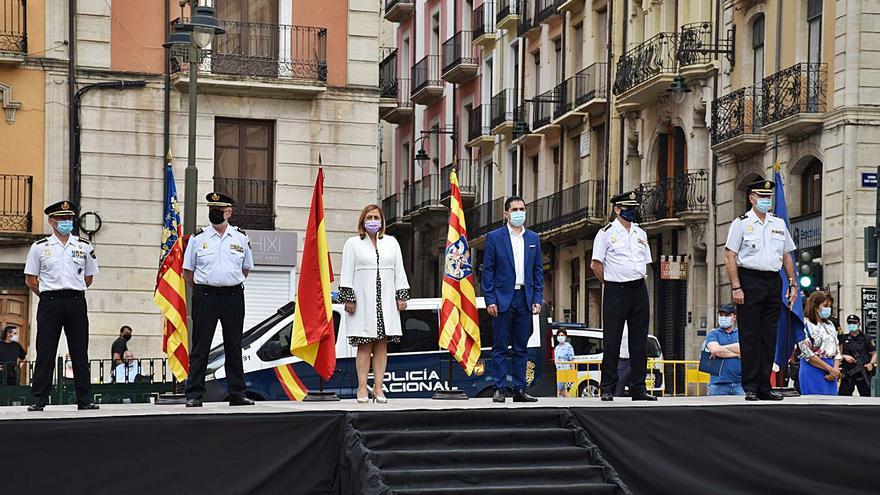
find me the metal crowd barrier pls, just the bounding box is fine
[555,359,709,398]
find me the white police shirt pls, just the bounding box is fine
[592,219,652,282]
[725,209,796,272]
[24,234,99,292]
[183,224,254,287]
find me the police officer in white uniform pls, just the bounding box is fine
[724,179,797,401]
[182,192,255,407]
[591,191,656,402]
[23,200,100,411]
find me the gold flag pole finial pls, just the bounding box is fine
[165,149,173,165]
[773,161,781,172]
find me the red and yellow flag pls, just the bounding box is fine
[289,168,337,381]
[274,364,309,401]
[439,169,481,375]
[154,163,189,382]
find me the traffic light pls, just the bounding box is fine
[798,250,823,294]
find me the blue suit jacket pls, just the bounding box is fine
[480,226,544,312]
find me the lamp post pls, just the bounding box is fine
[164,4,224,236]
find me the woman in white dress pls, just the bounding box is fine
[339,204,410,403]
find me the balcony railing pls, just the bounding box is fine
[790,212,822,251]
[528,180,606,233]
[213,177,276,230]
[535,0,564,24]
[468,104,492,142]
[382,193,403,226]
[0,174,32,232]
[574,62,607,106]
[395,77,413,108]
[442,30,478,75]
[466,197,505,240]
[553,80,570,118]
[512,100,532,138]
[379,48,398,99]
[490,89,517,128]
[403,175,441,215]
[637,170,709,223]
[497,0,521,23]
[412,54,443,95]
[531,88,558,129]
[761,62,827,126]
[613,32,677,95]
[0,0,27,53]
[676,22,714,67]
[518,1,536,33]
[473,2,496,40]
[710,85,763,145]
[209,21,327,81]
[440,160,479,200]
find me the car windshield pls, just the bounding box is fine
[647,337,662,358]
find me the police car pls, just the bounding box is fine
[552,323,664,397]
[204,298,555,401]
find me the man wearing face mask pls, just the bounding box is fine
[591,191,656,401]
[111,325,133,366]
[0,326,27,386]
[724,179,797,401]
[23,200,100,411]
[182,192,255,407]
[838,314,877,396]
[703,304,744,396]
[481,196,544,403]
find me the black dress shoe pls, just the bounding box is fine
[757,390,784,401]
[492,389,506,403]
[185,398,203,408]
[631,392,658,401]
[512,390,538,403]
[744,391,759,401]
[77,403,100,410]
[229,396,255,406]
[27,404,44,412]
[600,393,614,402]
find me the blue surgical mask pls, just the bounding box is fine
[819,307,832,320]
[56,220,74,235]
[755,198,772,213]
[509,211,526,227]
[718,316,733,329]
[556,335,567,344]
[848,324,859,333]
[619,208,638,222]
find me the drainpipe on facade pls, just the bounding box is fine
[603,0,613,199]
[710,0,721,312]
[164,0,171,187]
[617,0,628,195]
[67,0,77,205]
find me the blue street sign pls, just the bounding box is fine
[862,172,877,188]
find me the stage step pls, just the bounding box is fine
[350,409,629,494]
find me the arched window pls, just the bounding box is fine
[801,159,822,215]
[752,14,765,86]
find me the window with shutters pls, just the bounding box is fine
[214,118,276,230]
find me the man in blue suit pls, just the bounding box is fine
[481,196,543,403]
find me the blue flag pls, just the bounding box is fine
[160,164,183,264]
[773,170,806,367]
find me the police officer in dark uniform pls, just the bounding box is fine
[839,314,877,396]
[591,191,657,402]
[182,192,255,407]
[724,179,797,401]
[23,201,100,411]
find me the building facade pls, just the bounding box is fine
[0,0,382,363]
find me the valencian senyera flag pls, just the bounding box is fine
[274,364,309,401]
[772,165,807,368]
[290,167,337,381]
[439,168,481,375]
[154,162,189,382]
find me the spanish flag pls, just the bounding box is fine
[274,364,309,401]
[289,168,336,380]
[154,162,189,382]
[439,168,481,375]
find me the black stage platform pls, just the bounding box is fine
[2,397,877,495]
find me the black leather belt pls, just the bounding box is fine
[605,279,645,288]
[41,290,85,299]
[194,284,243,295]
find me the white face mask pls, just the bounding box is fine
[10,335,19,343]
[556,335,566,344]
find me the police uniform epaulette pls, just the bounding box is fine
[602,223,614,232]
[194,228,204,237]
[234,226,247,236]
[738,213,748,220]
[77,237,91,245]
[36,237,49,245]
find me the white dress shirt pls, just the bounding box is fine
[183,224,254,286]
[507,224,525,286]
[725,209,796,272]
[591,219,652,282]
[24,234,99,292]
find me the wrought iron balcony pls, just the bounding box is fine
[467,104,493,146]
[497,0,522,32]
[512,100,533,139]
[466,197,505,240]
[0,174,32,232]
[637,170,709,224]
[379,48,398,99]
[440,160,479,205]
[442,31,479,84]
[385,0,414,23]
[553,80,571,120]
[518,1,538,35]
[676,22,714,68]
[527,180,606,234]
[761,63,827,136]
[535,0,564,25]
[490,88,517,131]
[402,175,442,216]
[411,54,444,105]
[573,62,607,111]
[213,177,276,231]
[0,0,27,54]
[613,32,678,99]
[473,2,497,45]
[382,77,414,124]
[382,193,404,227]
[710,85,766,156]
[531,88,558,130]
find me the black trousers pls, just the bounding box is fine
[839,376,871,396]
[736,268,781,394]
[185,284,246,400]
[31,290,91,405]
[601,279,649,395]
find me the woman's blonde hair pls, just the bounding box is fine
[804,290,832,325]
[357,204,385,239]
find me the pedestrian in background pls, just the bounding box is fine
[111,325,132,366]
[554,328,575,397]
[838,314,876,396]
[0,326,26,386]
[703,304,744,396]
[798,291,841,395]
